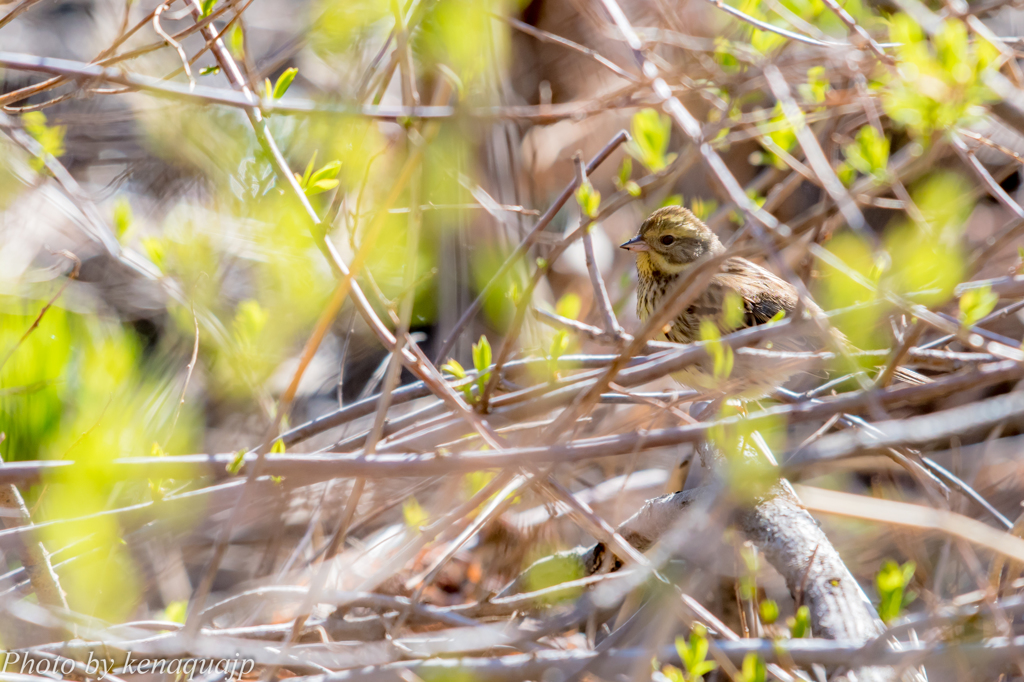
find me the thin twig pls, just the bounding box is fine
[573,151,623,339]
[434,130,629,363]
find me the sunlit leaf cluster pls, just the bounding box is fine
[882,17,999,137]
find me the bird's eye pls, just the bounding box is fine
[660,235,676,246]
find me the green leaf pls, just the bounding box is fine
[226,449,246,475]
[199,65,220,76]
[548,329,571,378]
[233,299,268,345]
[142,237,166,270]
[163,600,188,624]
[882,16,996,138]
[700,320,733,380]
[113,197,132,239]
[273,67,298,99]
[758,599,779,625]
[844,125,890,182]
[714,36,742,74]
[22,111,66,169]
[836,161,856,187]
[305,178,340,196]
[739,653,766,682]
[660,664,685,682]
[442,359,467,380]
[552,329,569,356]
[471,335,492,399]
[751,25,785,55]
[798,65,830,104]
[935,19,969,76]
[627,108,672,172]
[615,156,632,188]
[472,335,491,373]
[463,470,495,498]
[616,153,645,193]
[270,438,285,454]
[300,150,318,187]
[787,605,811,638]
[556,293,582,320]
[761,104,797,161]
[523,552,585,603]
[228,24,244,58]
[959,284,998,327]
[309,160,341,185]
[575,180,601,219]
[403,496,429,529]
[876,559,916,623]
[199,0,216,17]
[691,197,718,221]
[301,159,342,196]
[675,625,717,681]
[550,331,570,357]
[722,290,745,330]
[693,661,716,678]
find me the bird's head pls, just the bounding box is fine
[620,206,724,275]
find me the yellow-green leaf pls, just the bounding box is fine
[787,605,811,638]
[723,290,745,330]
[403,497,429,529]
[273,67,298,99]
[556,293,582,320]
[959,284,998,327]
[876,559,916,623]
[627,108,672,171]
[575,180,601,219]
[113,197,133,239]
[226,449,246,475]
[700,320,733,379]
[228,24,244,57]
[615,156,632,188]
[472,335,491,372]
[163,600,188,624]
[758,599,779,625]
[306,178,340,196]
[22,111,66,169]
[442,359,467,380]
[739,653,766,682]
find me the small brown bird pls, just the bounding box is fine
[621,205,828,398]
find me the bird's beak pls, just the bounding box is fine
[620,236,649,252]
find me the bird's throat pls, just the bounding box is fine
[638,251,688,277]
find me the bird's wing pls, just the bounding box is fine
[706,257,799,330]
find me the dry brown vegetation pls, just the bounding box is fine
[2,0,1024,680]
